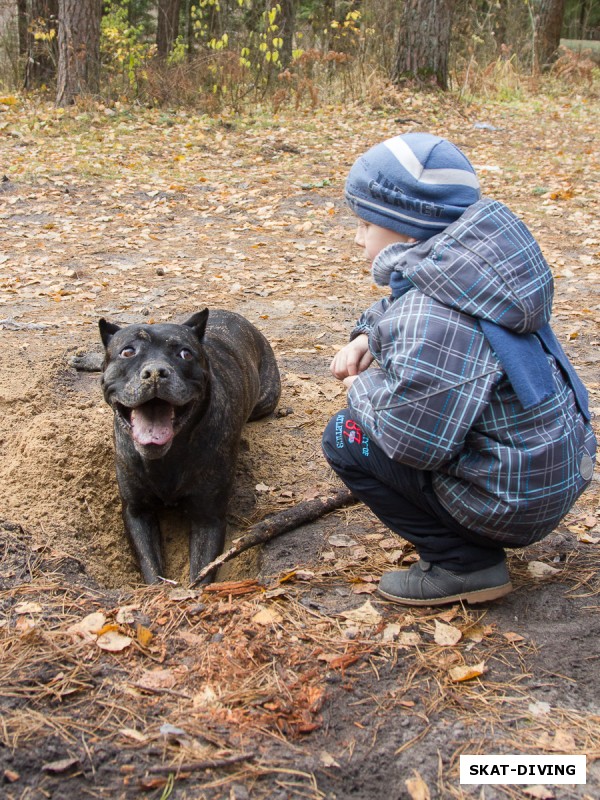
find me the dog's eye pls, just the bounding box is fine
[179,349,193,361]
[120,347,136,358]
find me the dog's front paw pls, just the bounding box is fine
[69,351,104,372]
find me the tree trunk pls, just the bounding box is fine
[534,0,566,69]
[278,0,296,68]
[156,0,181,59]
[17,0,58,89]
[392,0,456,90]
[0,0,20,88]
[55,0,101,106]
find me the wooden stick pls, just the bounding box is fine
[190,488,357,587]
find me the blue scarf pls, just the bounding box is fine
[389,271,590,420]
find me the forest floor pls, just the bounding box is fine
[0,89,599,800]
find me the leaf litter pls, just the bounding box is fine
[0,92,599,798]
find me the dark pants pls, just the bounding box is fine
[322,409,505,572]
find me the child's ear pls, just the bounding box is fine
[99,318,121,349]
[183,308,209,341]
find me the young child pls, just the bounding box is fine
[322,132,596,606]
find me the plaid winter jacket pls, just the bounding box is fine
[348,199,596,545]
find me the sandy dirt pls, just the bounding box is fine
[0,94,599,799]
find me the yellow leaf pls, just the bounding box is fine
[95,623,119,637]
[449,661,487,682]
[136,624,154,647]
[405,770,431,800]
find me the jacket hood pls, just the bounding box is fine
[395,198,554,334]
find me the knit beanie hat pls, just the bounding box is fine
[345,133,481,240]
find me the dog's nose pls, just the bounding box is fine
[141,363,171,381]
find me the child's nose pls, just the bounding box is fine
[355,227,364,246]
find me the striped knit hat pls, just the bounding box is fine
[345,133,481,240]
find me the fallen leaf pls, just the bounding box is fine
[252,607,283,625]
[295,569,315,580]
[397,631,422,646]
[322,652,362,670]
[382,623,402,642]
[95,623,119,637]
[352,582,378,594]
[527,561,560,578]
[434,620,462,646]
[178,630,206,646]
[328,534,356,547]
[14,601,42,615]
[379,537,401,550]
[528,700,551,716]
[502,631,525,643]
[192,685,221,709]
[96,631,132,652]
[538,729,577,751]
[119,728,149,743]
[42,757,79,774]
[159,723,187,738]
[15,616,36,634]
[449,661,487,682]
[436,608,458,623]
[523,786,555,799]
[319,751,340,768]
[136,624,154,647]
[168,588,197,601]
[577,531,599,544]
[339,600,382,627]
[464,623,493,642]
[136,669,177,690]
[405,770,430,800]
[116,605,138,624]
[67,612,107,641]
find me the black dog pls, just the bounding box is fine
[99,309,280,584]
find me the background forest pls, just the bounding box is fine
[0,0,599,109]
[1,2,600,800]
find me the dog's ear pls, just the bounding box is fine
[99,318,121,349]
[183,308,209,341]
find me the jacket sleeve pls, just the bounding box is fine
[351,297,392,340]
[347,291,502,469]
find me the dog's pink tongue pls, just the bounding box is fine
[131,403,174,447]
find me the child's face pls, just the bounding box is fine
[354,219,417,261]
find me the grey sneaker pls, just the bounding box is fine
[377,559,512,606]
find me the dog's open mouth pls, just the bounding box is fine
[117,399,193,448]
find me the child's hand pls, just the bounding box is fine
[330,334,373,380]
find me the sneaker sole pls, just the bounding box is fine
[376,581,513,607]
